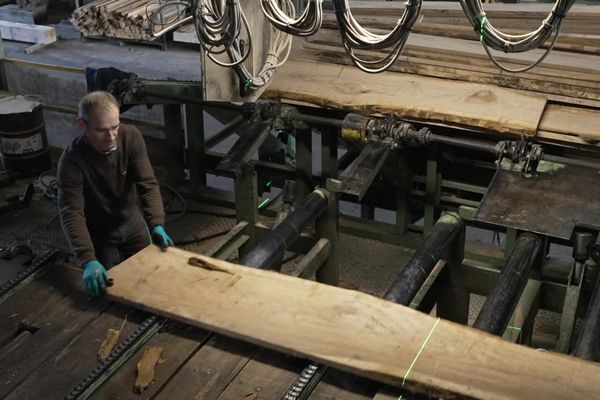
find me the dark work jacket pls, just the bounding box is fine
[58,124,164,264]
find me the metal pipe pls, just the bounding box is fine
[473,233,541,335]
[572,272,600,361]
[383,212,463,305]
[240,189,330,270]
[205,115,245,149]
[287,112,345,128]
[428,133,499,154]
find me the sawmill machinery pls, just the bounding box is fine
[1,0,600,399]
[65,77,600,398]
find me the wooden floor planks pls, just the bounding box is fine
[0,291,110,398]
[155,334,258,400]
[90,324,211,399]
[4,304,141,400]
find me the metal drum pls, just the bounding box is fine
[0,96,51,177]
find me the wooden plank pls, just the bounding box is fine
[538,103,600,143]
[296,40,600,103]
[107,246,600,399]
[309,29,600,75]
[90,324,211,399]
[3,305,142,400]
[322,18,600,55]
[155,334,258,400]
[0,291,110,398]
[0,21,56,44]
[215,348,304,400]
[264,60,546,136]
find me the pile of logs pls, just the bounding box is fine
[71,0,186,41]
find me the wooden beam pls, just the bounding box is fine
[107,246,600,399]
[0,21,56,44]
[264,60,546,136]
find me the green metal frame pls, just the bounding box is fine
[0,34,7,91]
[121,86,589,349]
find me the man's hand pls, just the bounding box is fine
[82,260,108,297]
[151,225,174,249]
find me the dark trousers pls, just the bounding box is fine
[91,212,151,269]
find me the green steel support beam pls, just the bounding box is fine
[293,238,331,279]
[316,184,339,285]
[121,81,204,106]
[235,163,258,258]
[436,220,470,324]
[184,103,207,189]
[424,147,441,235]
[409,260,446,312]
[320,126,338,180]
[503,279,541,345]
[0,35,6,91]
[295,123,312,204]
[556,267,585,353]
[206,221,250,259]
[395,151,412,235]
[163,104,185,184]
[505,228,518,258]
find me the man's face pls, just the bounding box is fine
[80,105,120,153]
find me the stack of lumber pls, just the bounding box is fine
[321,2,600,42]
[71,0,184,41]
[264,1,600,147]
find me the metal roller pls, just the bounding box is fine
[240,188,331,270]
[384,212,463,306]
[473,233,541,335]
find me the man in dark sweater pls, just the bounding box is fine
[58,91,173,297]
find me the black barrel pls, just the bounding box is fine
[0,96,51,177]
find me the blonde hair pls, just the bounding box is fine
[78,91,120,122]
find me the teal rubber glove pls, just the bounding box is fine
[151,225,174,249]
[82,260,108,297]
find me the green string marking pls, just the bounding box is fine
[258,198,270,209]
[479,16,487,43]
[266,180,272,188]
[427,250,436,263]
[419,266,427,275]
[513,269,524,282]
[506,325,523,344]
[398,318,441,400]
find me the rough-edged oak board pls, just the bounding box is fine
[538,103,600,143]
[263,60,546,136]
[107,246,600,399]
